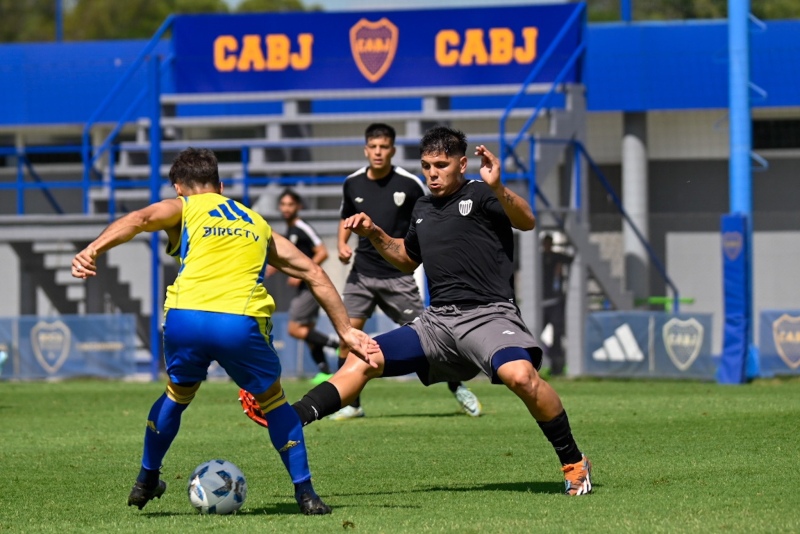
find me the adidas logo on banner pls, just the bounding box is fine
[592,323,644,362]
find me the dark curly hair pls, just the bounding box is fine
[168,148,220,189]
[365,123,396,143]
[419,126,467,158]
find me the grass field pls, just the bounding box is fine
[2,376,798,533]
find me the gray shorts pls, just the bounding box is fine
[343,271,424,324]
[288,289,321,324]
[409,302,542,384]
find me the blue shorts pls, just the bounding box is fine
[163,309,281,395]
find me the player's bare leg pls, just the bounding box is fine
[495,357,592,496]
[329,316,369,419]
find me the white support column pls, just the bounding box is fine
[622,112,650,304]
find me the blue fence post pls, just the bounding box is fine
[148,55,162,382]
[621,0,633,22]
[721,0,756,383]
[242,147,251,206]
[108,145,117,222]
[16,151,25,214]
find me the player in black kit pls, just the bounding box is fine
[244,127,592,496]
[331,123,482,419]
[273,189,339,384]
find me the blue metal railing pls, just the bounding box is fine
[527,135,681,312]
[81,14,175,214]
[0,144,86,215]
[499,1,586,179]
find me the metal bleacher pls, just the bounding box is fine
[93,83,563,220]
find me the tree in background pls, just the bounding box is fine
[0,0,58,42]
[587,0,800,22]
[0,0,318,43]
[236,0,321,12]
[1,0,799,43]
[64,0,228,41]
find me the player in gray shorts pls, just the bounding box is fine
[284,128,593,496]
[289,289,325,325]
[332,122,482,420]
[343,273,423,324]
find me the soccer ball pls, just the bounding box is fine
[187,459,247,514]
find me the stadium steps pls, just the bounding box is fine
[10,242,79,315]
[562,215,633,309]
[11,240,152,352]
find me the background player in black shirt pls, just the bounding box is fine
[272,189,339,384]
[331,123,482,419]
[540,233,573,377]
[269,127,592,496]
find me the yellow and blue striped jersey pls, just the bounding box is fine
[164,193,275,317]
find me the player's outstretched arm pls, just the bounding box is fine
[71,198,183,279]
[476,145,536,231]
[268,233,378,367]
[343,213,420,273]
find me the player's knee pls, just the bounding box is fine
[254,387,288,414]
[497,361,539,397]
[342,353,382,379]
[287,322,305,339]
[166,380,200,404]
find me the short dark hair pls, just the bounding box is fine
[278,188,302,206]
[168,148,220,188]
[420,126,467,158]
[365,123,396,143]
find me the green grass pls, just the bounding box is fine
[1,377,799,533]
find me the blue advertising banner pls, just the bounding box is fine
[172,3,582,93]
[0,315,137,381]
[758,310,800,377]
[585,311,715,379]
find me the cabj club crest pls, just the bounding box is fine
[663,318,704,371]
[773,314,800,370]
[722,231,743,261]
[349,18,399,83]
[31,320,71,374]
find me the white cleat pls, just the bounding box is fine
[328,405,365,421]
[454,385,482,417]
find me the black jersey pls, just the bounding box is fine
[404,180,516,308]
[341,166,426,279]
[285,218,323,290]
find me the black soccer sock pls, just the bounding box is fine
[292,381,342,426]
[446,381,461,393]
[308,343,331,374]
[537,410,583,466]
[307,330,339,350]
[338,355,361,408]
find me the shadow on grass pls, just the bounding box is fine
[333,480,577,497]
[375,412,464,419]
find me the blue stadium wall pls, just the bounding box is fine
[1,19,799,126]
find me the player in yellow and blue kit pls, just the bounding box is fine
[71,148,375,515]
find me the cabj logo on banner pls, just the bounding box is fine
[773,314,800,369]
[350,18,399,83]
[663,318,704,371]
[722,231,743,261]
[31,320,71,374]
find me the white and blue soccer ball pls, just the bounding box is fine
[187,459,247,514]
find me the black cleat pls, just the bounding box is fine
[127,480,167,510]
[296,491,332,515]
